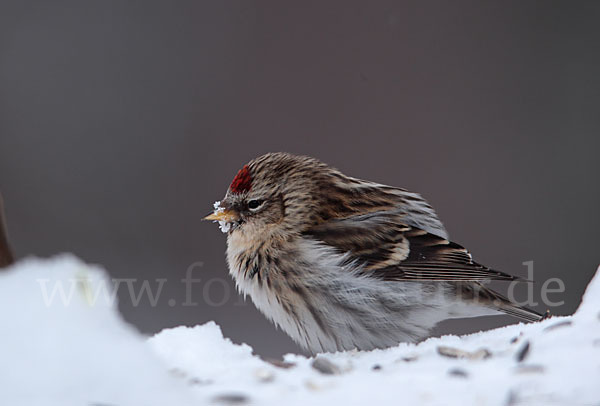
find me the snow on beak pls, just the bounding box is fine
[204,201,240,233]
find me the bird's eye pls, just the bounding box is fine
[247,199,263,210]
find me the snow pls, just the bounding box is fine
[1,255,599,405]
[0,255,195,406]
[213,200,231,233]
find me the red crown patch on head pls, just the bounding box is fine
[229,165,252,194]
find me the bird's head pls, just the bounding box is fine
[204,153,332,241]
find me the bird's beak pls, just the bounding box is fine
[203,209,239,222]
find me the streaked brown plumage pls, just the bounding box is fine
[206,152,542,353]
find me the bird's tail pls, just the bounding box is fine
[458,282,545,322]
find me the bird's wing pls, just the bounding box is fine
[335,181,450,239]
[377,186,449,239]
[304,210,520,282]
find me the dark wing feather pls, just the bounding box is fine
[304,210,521,282]
[457,282,544,322]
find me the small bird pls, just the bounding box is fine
[205,153,542,354]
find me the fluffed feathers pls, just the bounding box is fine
[207,152,543,353]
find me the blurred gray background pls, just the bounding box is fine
[1,1,599,358]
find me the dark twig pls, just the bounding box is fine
[0,193,14,268]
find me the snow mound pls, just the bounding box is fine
[149,322,266,382]
[1,255,598,406]
[0,255,194,406]
[152,265,600,406]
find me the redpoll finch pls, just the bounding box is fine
[205,153,542,353]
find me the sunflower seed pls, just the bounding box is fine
[211,394,249,405]
[448,368,469,378]
[311,356,342,375]
[515,340,530,362]
[437,346,491,360]
[543,320,572,332]
[263,358,296,369]
[515,364,545,374]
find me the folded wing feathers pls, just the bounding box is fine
[306,210,520,283]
